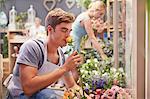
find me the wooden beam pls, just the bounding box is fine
[145,1,150,98]
[0,54,3,99]
[113,0,119,68]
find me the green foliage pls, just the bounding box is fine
[0,0,6,9]
[16,12,27,22]
[15,12,27,29]
[76,0,91,9]
[76,0,107,9]
[2,33,8,58]
[102,0,107,4]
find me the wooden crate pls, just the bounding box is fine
[0,54,3,99]
[2,58,9,81]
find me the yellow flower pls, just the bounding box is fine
[66,36,73,43]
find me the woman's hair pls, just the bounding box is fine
[88,1,105,10]
[45,8,75,29]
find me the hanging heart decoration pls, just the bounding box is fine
[57,0,62,2]
[43,0,56,11]
[65,0,75,9]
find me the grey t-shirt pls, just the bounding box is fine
[8,39,67,97]
[8,39,45,97]
[13,39,44,77]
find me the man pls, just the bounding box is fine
[7,8,88,99]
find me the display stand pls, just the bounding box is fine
[7,30,29,73]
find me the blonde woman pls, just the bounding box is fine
[71,1,107,59]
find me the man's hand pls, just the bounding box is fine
[63,51,82,72]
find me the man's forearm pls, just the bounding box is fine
[21,66,68,96]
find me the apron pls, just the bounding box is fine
[37,46,65,98]
[7,42,65,98]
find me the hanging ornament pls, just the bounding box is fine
[8,6,17,30]
[27,5,36,26]
[57,0,62,2]
[65,0,75,9]
[43,0,56,11]
[0,11,8,28]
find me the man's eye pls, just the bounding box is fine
[61,29,68,33]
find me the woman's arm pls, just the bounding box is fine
[83,19,107,60]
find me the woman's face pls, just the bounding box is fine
[93,7,105,19]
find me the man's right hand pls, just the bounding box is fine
[62,51,82,72]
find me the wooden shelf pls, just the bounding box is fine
[109,0,122,3]
[9,38,29,43]
[7,30,29,73]
[8,29,25,32]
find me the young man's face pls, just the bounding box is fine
[51,22,72,47]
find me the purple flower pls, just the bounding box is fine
[84,88,89,94]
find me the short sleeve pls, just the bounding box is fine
[16,40,43,68]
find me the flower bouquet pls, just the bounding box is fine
[63,88,87,99]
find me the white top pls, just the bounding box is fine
[29,25,46,39]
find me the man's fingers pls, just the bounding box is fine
[70,51,78,57]
[72,54,81,59]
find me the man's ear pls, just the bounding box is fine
[47,25,52,33]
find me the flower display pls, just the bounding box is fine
[63,33,132,98]
[79,57,126,90]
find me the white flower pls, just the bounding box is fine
[86,59,91,63]
[110,67,117,73]
[89,71,92,74]
[84,70,88,74]
[93,70,99,75]
[102,72,109,77]
[85,83,90,89]
[82,75,85,78]
[114,74,118,78]
[80,69,84,73]
[95,64,98,67]
[94,58,98,62]
[114,72,119,78]
[118,68,124,72]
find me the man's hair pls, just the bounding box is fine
[45,8,75,29]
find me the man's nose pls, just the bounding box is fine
[66,30,71,36]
